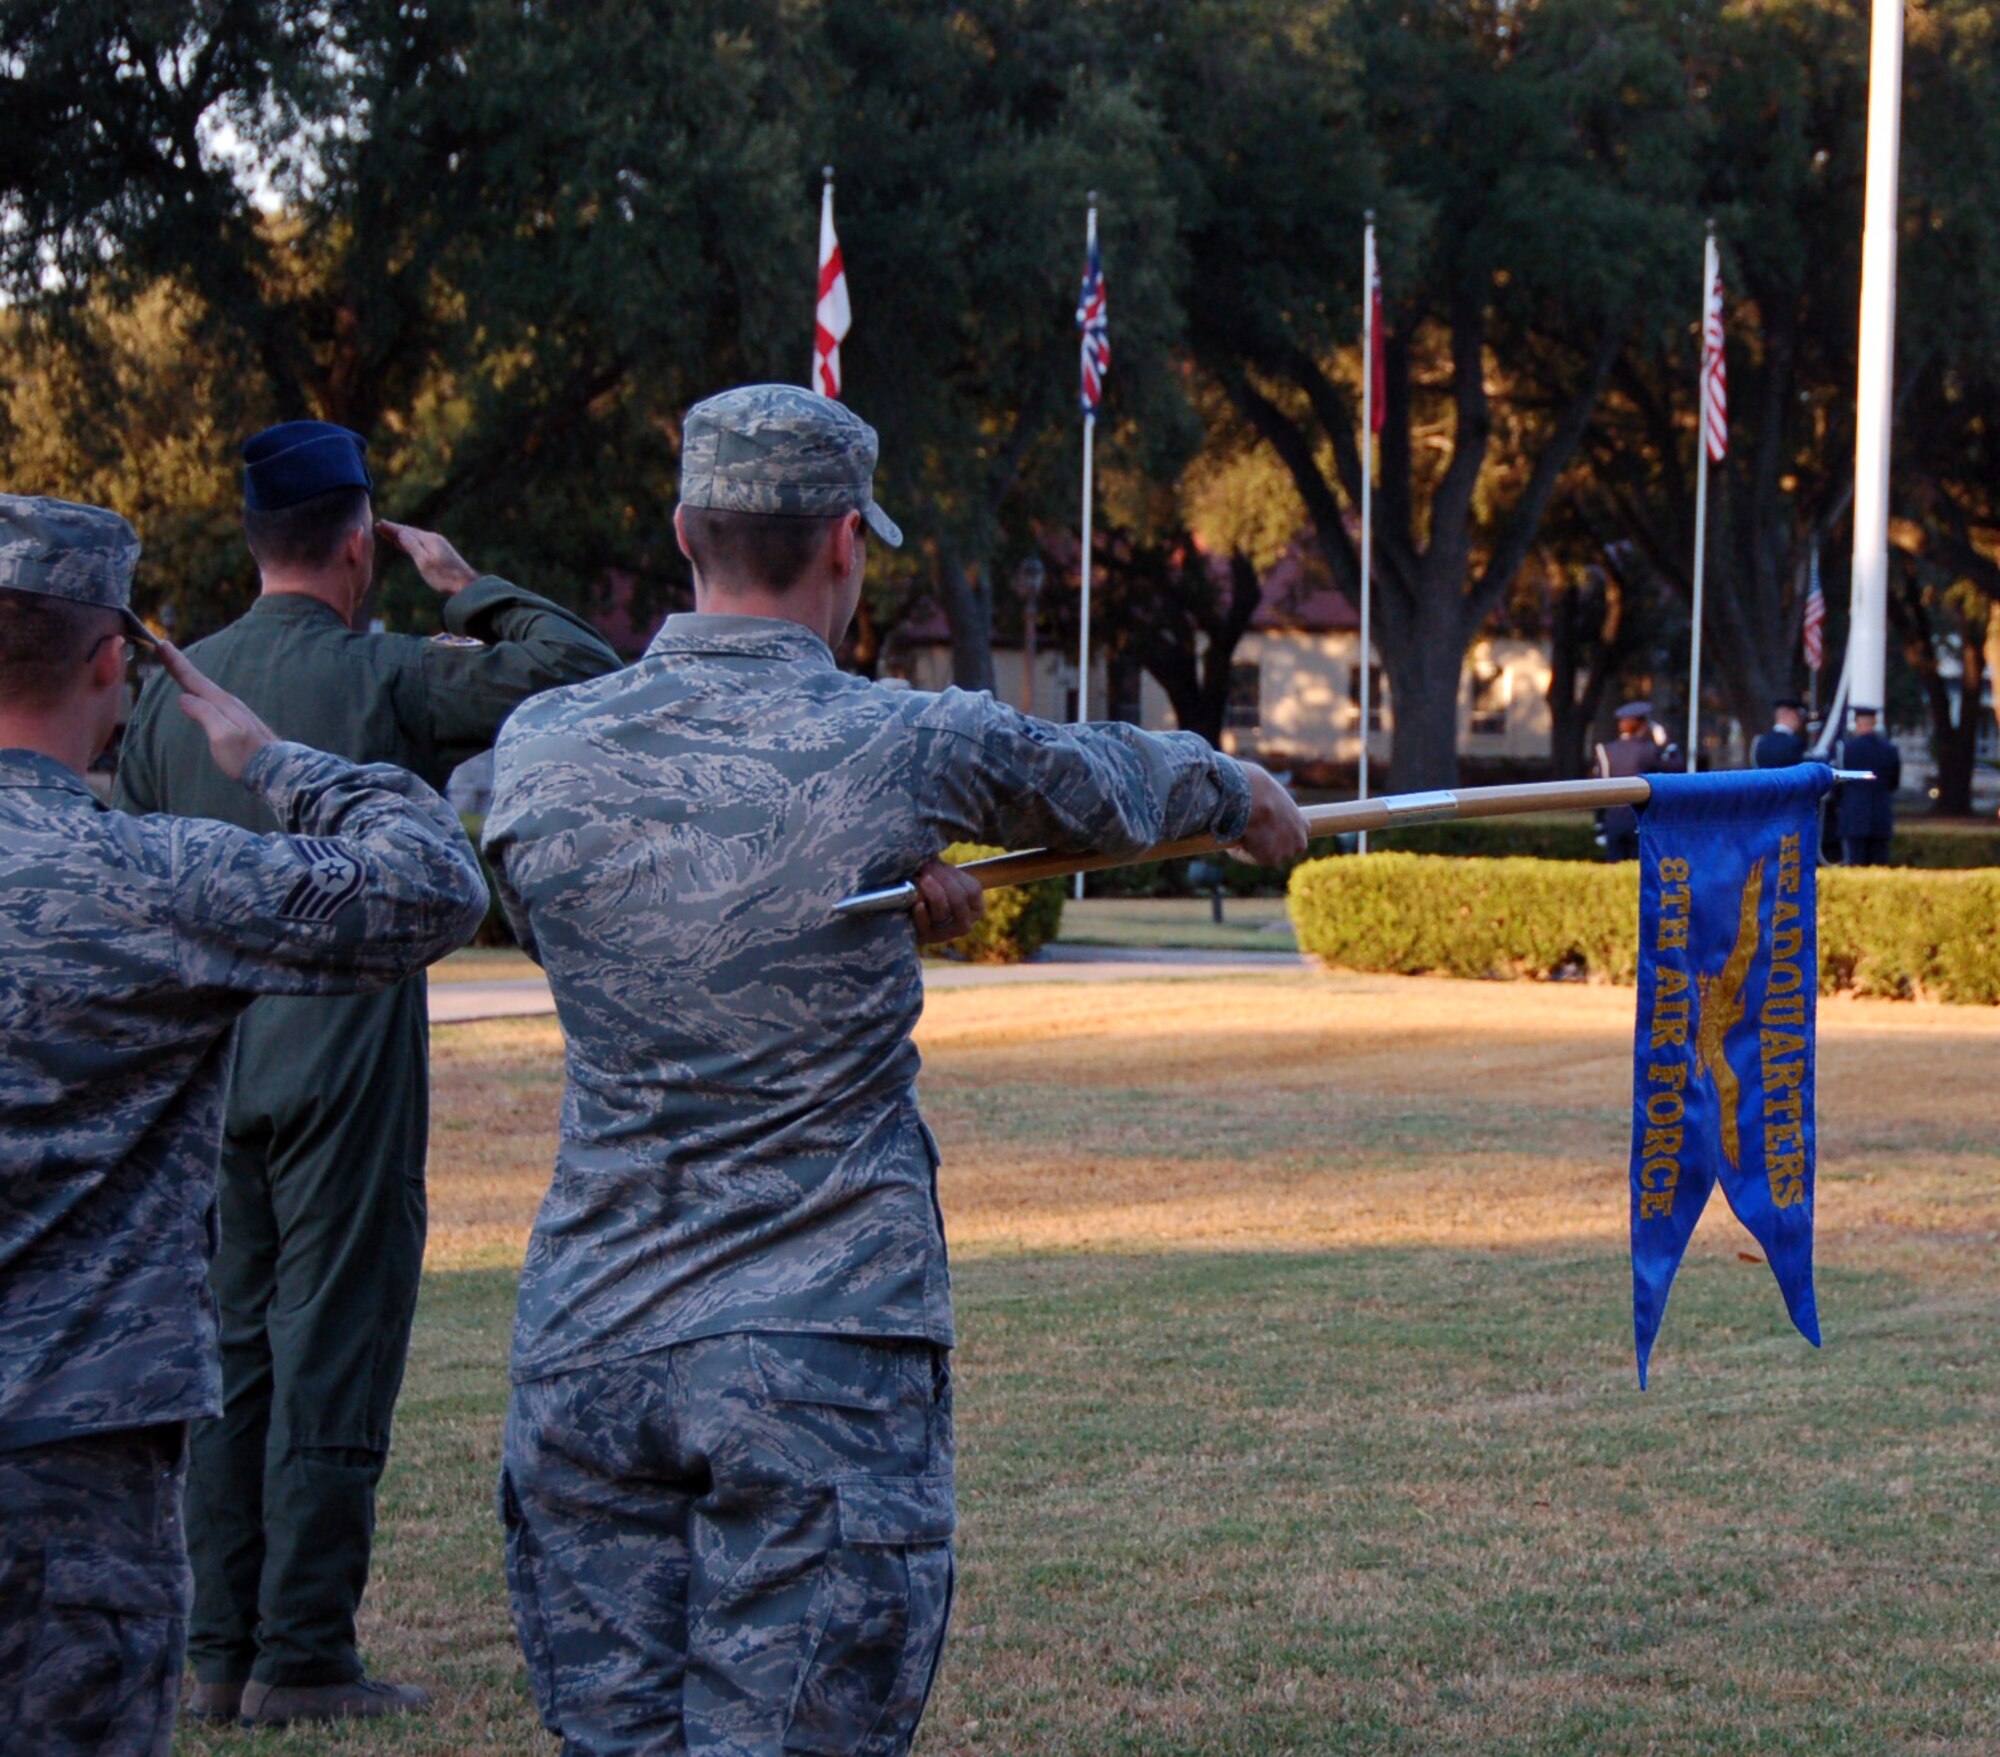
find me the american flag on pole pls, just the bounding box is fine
[1078,219,1108,415]
[1701,244,1727,462]
[1366,225,1385,434]
[1802,542,1826,671]
[813,170,850,399]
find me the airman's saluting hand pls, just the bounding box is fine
[158,639,279,782]
[377,521,480,597]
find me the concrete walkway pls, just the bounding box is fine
[428,944,1306,1025]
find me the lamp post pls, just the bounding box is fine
[1015,556,1045,718]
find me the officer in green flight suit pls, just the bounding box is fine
[114,421,620,1729]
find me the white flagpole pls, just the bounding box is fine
[1687,224,1717,774]
[1075,195,1098,902]
[1849,0,1904,717]
[1358,215,1376,852]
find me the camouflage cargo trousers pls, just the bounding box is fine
[501,1333,955,1757]
[0,1425,190,1757]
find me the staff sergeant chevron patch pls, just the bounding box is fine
[277,839,365,924]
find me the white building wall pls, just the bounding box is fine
[1226,630,1551,765]
[889,632,1554,763]
[890,646,1108,724]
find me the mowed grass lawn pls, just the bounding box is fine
[177,975,2000,1756]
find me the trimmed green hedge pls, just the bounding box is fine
[1373,815,2000,868]
[1082,812,2000,901]
[923,843,1065,964]
[1288,852,2000,1004]
[1886,822,2000,869]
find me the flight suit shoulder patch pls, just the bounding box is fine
[277,838,364,924]
[430,632,486,650]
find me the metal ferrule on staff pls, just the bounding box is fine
[831,772,1877,918]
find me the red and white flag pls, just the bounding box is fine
[813,173,850,399]
[1365,224,1385,434]
[1701,239,1727,462]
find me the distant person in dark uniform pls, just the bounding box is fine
[1833,706,1900,865]
[1753,697,1808,768]
[1593,700,1667,861]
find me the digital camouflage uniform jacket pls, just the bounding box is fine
[483,613,1252,1379]
[0,742,488,1452]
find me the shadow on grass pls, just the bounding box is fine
[177,1247,2000,1756]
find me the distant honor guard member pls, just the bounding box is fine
[0,496,487,1754]
[1752,697,1809,769]
[113,422,619,1727]
[1832,706,1901,866]
[1593,700,1670,861]
[481,383,1310,1757]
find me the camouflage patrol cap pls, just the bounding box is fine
[680,384,903,547]
[0,494,154,646]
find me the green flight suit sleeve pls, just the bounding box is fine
[110,669,170,814]
[398,575,622,785]
[166,740,490,991]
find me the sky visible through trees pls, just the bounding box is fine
[4,0,1999,798]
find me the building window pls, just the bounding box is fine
[1225,662,1262,730]
[1347,662,1386,730]
[1468,660,1509,736]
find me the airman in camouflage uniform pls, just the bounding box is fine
[0,494,488,1755]
[483,385,1309,1756]
[113,421,620,1725]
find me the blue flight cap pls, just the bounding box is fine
[242,421,373,512]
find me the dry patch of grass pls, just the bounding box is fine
[176,973,2000,1755]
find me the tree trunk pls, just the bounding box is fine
[1380,632,1460,793]
[1547,583,1586,780]
[1889,569,1980,816]
[1937,603,1987,815]
[937,549,996,693]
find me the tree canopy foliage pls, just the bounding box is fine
[4,0,2000,798]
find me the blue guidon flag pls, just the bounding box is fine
[1077,230,1109,416]
[1630,766,1837,1384]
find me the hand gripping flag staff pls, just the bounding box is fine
[837,767,1856,1382]
[812,167,850,399]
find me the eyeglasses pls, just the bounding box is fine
[85,631,150,671]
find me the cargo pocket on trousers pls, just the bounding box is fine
[782,1473,956,1756]
[498,1466,561,1732]
[17,1540,188,1753]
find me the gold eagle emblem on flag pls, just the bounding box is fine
[1691,857,1765,1171]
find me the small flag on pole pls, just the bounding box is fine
[1701,247,1728,463]
[1802,544,1826,673]
[1078,220,1109,415]
[1366,226,1385,435]
[813,168,850,400]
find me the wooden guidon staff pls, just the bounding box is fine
[832,771,1871,918]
